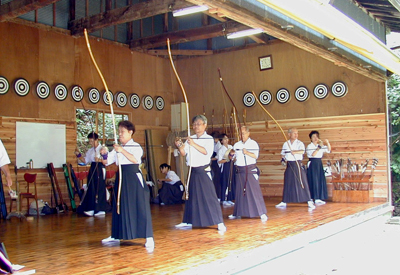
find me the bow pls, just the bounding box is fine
[84,29,124,213]
[252,91,304,188]
[167,38,191,200]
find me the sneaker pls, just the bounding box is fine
[260,214,268,222]
[217,223,227,232]
[84,210,94,217]
[222,201,231,206]
[145,237,155,248]
[228,214,240,219]
[308,201,316,209]
[315,199,326,205]
[102,236,120,243]
[94,211,105,217]
[175,223,192,228]
[275,202,287,208]
[228,201,235,206]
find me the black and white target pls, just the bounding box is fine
[71,85,84,102]
[36,81,50,99]
[130,93,140,109]
[142,95,154,110]
[294,86,309,102]
[276,88,290,104]
[313,83,329,99]
[331,81,347,97]
[243,92,256,107]
[54,83,68,101]
[155,96,165,111]
[88,88,100,104]
[115,91,127,108]
[259,90,272,105]
[0,76,10,95]
[14,78,30,97]
[103,90,114,105]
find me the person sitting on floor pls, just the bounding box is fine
[156,163,184,205]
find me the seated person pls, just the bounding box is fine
[156,163,184,205]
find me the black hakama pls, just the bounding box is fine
[211,154,221,199]
[307,158,328,200]
[282,161,312,203]
[111,164,153,240]
[80,162,106,212]
[182,165,223,227]
[158,181,184,205]
[220,161,236,201]
[233,164,267,217]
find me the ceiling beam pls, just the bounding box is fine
[147,49,213,56]
[0,0,60,22]
[69,0,192,36]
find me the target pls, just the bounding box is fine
[54,83,68,101]
[71,85,84,102]
[14,78,30,96]
[259,90,272,105]
[115,91,127,108]
[331,81,347,97]
[276,88,290,104]
[130,93,140,109]
[294,86,309,102]
[243,92,255,107]
[155,96,165,111]
[0,76,9,95]
[88,88,100,104]
[36,81,50,99]
[142,95,154,110]
[103,90,114,105]
[313,83,329,99]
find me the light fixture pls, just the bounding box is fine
[328,47,338,51]
[281,25,294,30]
[172,5,208,17]
[227,28,263,39]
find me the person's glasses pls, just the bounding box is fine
[192,122,204,127]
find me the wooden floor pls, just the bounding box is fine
[0,198,390,275]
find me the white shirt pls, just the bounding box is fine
[165,170,180,185]
[306,143,330,158]
[0,139,11,167]
[84,144,102,164]
[233,138,259,167]
[281,139,305,161]
[214,140,222,153]
[217,144,233,171]
[107,139,143,165]
[183,132,213,167]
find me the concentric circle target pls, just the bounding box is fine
[88,88,100,104]
[115,91,127,108]
[0,76,10,95]
[54,83,68,101]
[14,78,30,96]
[313,83,329,99]
[155,96,165,111]
[331,81,347,97]
[36,81,50,99]
[130,93,140,109]
[294,86,309,102]
[243,92,255,107]
[103,90,114,105]
[142,95,154,110]
[259,90,272,105]
[71,85,84,102]
[276,88,290,104]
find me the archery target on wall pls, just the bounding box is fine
[259,90,272,105]
[71,85,84,102]
[331,81,348,97]
[54,83,68,101]
[276,88,290,104]
[88,88,100,104]
[115,91,128,108]
[142,95,154,110]
[14,78,30,96]
[36,81,50,99]
[103,90,114,105]
[130,93,140,109]
[294,86,310,102]
[243,92,256,107]
[0,76,10,95]
[155,96,165,111]
[313,83,329,99]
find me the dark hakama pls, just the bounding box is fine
[233,164,267,217]
[211,154,221,199]
[282,161,312,203]
[220,161,236,201]
[307,158,328,200]
[182,165,223,227]
[158,181,184,205]
[111,164,153,240]
[80,162,106,212]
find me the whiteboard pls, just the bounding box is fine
[16,122,66,168]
